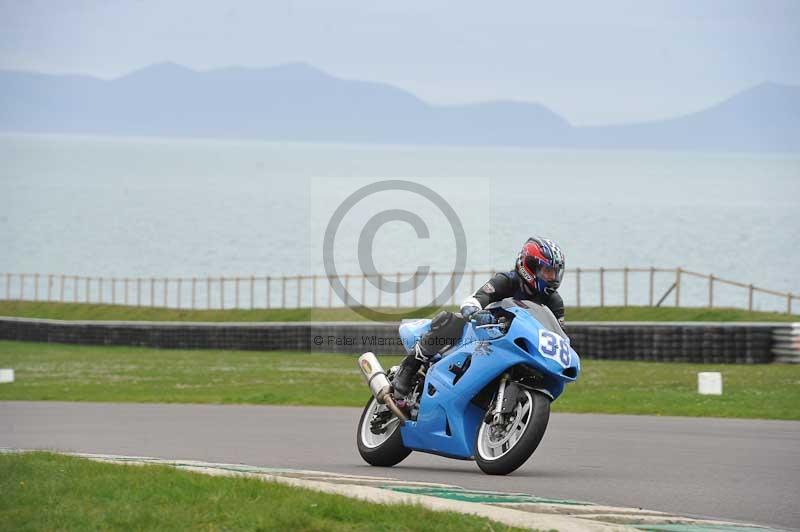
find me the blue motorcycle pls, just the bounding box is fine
[356,297,581,475]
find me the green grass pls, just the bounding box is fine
[1,301,796,322]
[558,359,800,419]
[0,452,524,532]
[567,306,798,322]
[1,341,798,419]
[0,341,370,406]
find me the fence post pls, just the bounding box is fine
[136,278,141,307]
[708,274,714,308]
[19,273,25,301]
[281,276,286,308]
[124,278,129,306]
[112,277,116,305]
[312,275,319,308]
[649,267,655,306]
[235,277,240,309]
[99,277,103,304]
[575,268,581,308]
[413,271,419,308]
[220,276,225,309]
[59,274,65,302]
[296,276,302,308]
[623,267,629,307]
[360,274,366,306]
[327,275,332,308]
[34,273,40,301]
[599,267,604,307]
[267,276,272,309]
[250,275,255,310]
[163,278,168,308]
[5,273,9,300]
[788,293,793,315]
[344,274,350,307]
[47,274,53,302]
[398,272,403,308]
[85,277,90,303]
[192,277,197,310]
[150,278,155,308]
[73,276,78,303]
[207,277,212,309]
[675,268,681,307]
[748,284,754,311]
[176,278,182,309]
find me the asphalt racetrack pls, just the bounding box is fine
[2,401,798,531]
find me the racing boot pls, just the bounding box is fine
[391,343,427,396]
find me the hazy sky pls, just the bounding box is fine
[1,0,798,125]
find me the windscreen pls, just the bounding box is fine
[522,303,566,339]
[488,298,566,339]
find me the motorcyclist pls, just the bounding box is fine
[392,237,566,397]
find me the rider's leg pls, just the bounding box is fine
[392,311,466,396]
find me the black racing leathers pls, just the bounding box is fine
[415,270,564,360]
[471,271,564,320]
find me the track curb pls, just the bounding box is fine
[1,449,784,532]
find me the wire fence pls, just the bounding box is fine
[0,268,797,315]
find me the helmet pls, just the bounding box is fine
[515,237,565,296]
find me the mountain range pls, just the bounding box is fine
[1,62,798,152]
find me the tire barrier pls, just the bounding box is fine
[0,317,793,364]
[566,322,777,364]
[772,324,800,363]
[0,317,400,353]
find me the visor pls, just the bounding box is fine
[525,257,564,284]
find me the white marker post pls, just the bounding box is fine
[698,372,722,395]
[0,368,14,384]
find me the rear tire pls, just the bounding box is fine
[356,396,412,467]
[475,390,550,475]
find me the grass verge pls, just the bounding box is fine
[0,452,524,532]
[0,301,796,322]
[1,341,798,419]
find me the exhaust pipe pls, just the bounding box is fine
[357,352,408,423]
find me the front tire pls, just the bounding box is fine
[475,389,551,475]
[356,396,412,467]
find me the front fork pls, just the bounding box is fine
[485,373,521,425]
[491,373,509,424]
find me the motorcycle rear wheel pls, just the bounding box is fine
[356,396,412,467]
[475,389,551,475]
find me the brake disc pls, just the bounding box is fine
[486,400,525,448]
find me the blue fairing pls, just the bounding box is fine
[399,319,432,354]
[398,302,580,459]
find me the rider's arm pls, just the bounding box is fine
[460,273,516,317]
[544,291,566,327]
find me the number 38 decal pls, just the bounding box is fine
[538,330,571,367]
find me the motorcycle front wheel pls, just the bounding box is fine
[356,396,412,467]
[475,389,551,475]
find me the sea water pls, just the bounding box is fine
[1,134,798,311]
